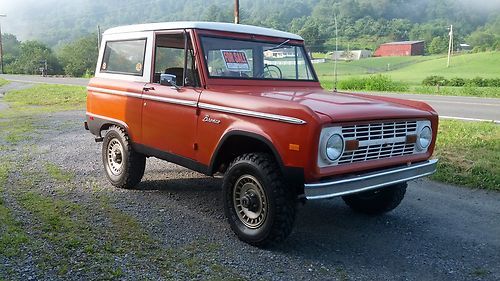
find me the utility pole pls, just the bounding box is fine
[0,14,6,74]
[447,24,453,68]
[234,0,240,24]
[97,25,102,50]
[333,13,338,92]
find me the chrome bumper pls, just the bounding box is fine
[304,159,438,200]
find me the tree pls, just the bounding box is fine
[1,33,21,66]
[202,5,232,22]
[58,34,98,77]
[7,41,61,75]
[428,36,448,54]
[298,19,323,52]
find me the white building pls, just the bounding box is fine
[330,50,372,61]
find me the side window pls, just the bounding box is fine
[153,33,200,87]
[101,39,146,76]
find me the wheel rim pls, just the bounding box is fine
[106,138,124,176]
[233,175,268,229]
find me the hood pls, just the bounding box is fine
[258,88,435,122]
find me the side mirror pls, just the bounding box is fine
[160,74,177,87]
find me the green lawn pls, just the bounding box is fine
[432,120,499,191]
[4,84,86,107]
[0,84,86,118]
[314,55,438,83]
[388,52,500,85]
[315,52,500,89]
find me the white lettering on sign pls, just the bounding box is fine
[221,50,250,71]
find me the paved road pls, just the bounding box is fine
[0,74,89,86]
[2,74,499,122]
[360,92,500,123]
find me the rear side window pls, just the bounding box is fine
[101,39,147,76]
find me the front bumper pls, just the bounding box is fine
[304,159,438,200]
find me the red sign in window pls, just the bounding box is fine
[221,50,250,71]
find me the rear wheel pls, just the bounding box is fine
[223,153,296,247]
[342,182,407,215]
[102,125,146,188]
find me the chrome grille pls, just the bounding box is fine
[339,121,417,164]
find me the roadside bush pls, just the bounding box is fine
[448,78,466,87]
[338,75,409,92]
[337,77,366,90]
[422,76,500,88]
[469,77,487,87]
[486,78,500,87]
[422,75,448,86]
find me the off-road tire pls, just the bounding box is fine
[223,153,296,247]
[102,125,146,189]
[342,182,407,215]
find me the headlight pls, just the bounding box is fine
[418,126,432,150]
[326,134,344,161]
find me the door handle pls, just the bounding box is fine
[143,86,155,92]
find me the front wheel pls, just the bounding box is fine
[223,153,296,247]
[342,182,407,215]
[102,125,146,189]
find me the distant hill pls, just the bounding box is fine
[0,0,499,50]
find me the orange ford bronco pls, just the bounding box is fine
[85,22,438,246]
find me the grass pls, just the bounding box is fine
[337,74,409,92]
[0,118,35,144]
[0,78,8,87]
[45,163,75,183]
[0,135,244,280]
[432,120,500,190]
[388,52,500,85]
[411,85,500,98]
[315,52,500,97]
[3,84,86,108]
[1,156,244,279]
[0,157,29,266]
[0,84,85,145]
[314,55,437,78]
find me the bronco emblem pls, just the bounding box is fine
[202,115,221,124]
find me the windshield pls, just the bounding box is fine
[200,36,317,81]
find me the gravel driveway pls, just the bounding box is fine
[1,84,499,280]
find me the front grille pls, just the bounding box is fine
[339,121,417,164]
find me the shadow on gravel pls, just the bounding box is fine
[94,168,498,280]
[136,177,222,192]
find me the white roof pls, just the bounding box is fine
[104,21,303,40]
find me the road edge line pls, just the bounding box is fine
[440,115,500,124]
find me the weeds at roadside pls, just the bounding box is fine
[471,267,490,278]
[0,78,8,87]
[432,120,500,190]
[45,163,75,183]
[0,158,29,260]
[412,85,500,98]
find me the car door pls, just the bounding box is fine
[140,32,201,160]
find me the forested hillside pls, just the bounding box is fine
[1,0,499,50]
[0,0,499,76]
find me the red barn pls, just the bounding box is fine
[374,41,425,57]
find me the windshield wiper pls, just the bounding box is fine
[266,39,291,51]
